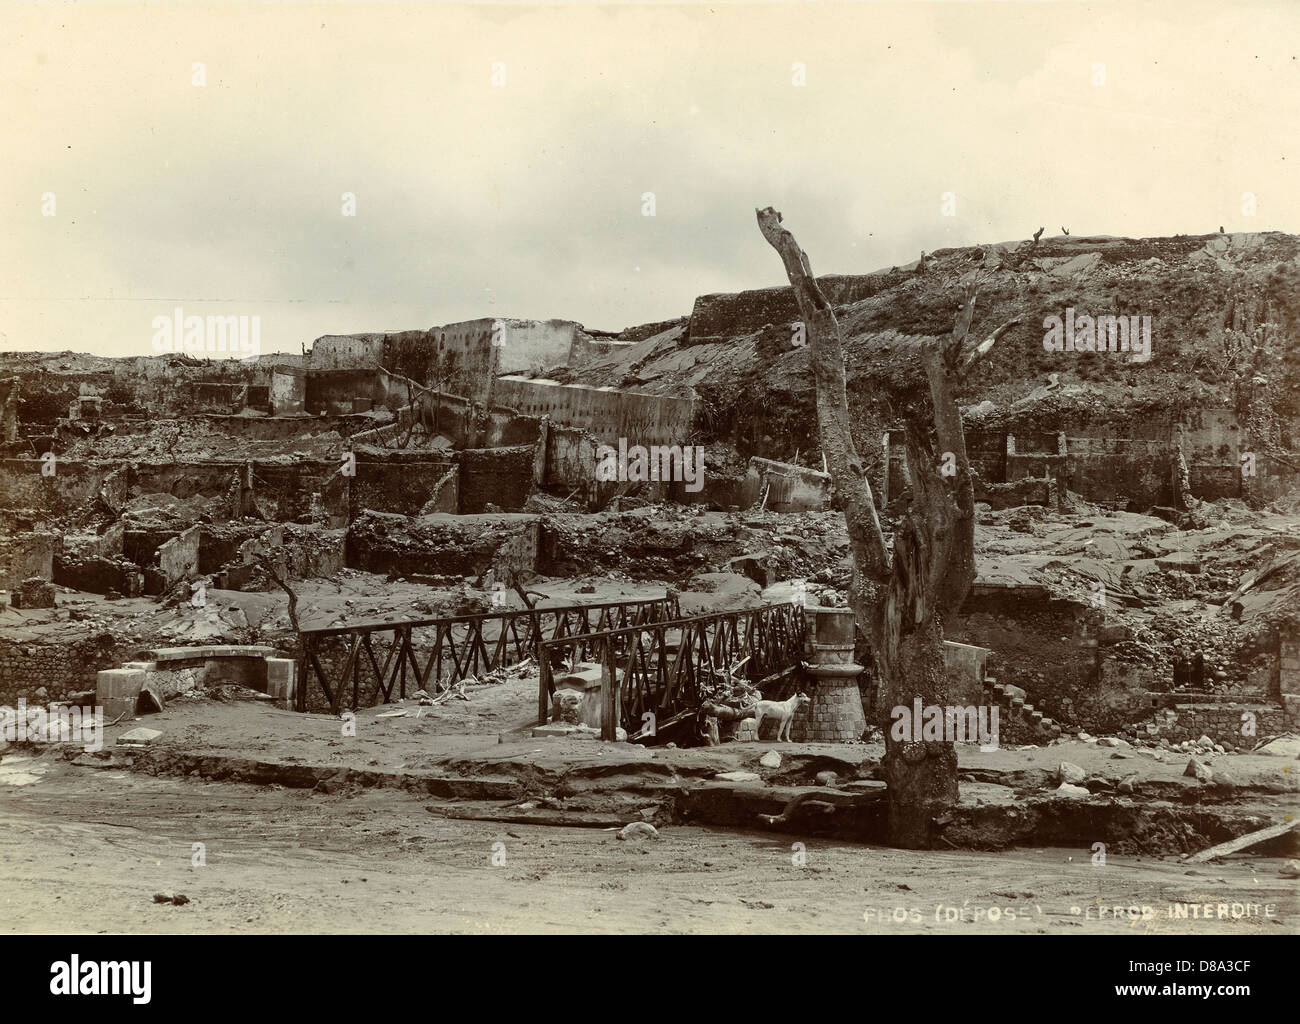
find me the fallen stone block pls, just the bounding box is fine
[532,723,581,738]
[117,727,163,745]
[531,722,627,741]
[97,668,145,722]
[759,750,781,768]
[1054,783,1090,799]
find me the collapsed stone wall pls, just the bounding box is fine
[10,370,115,427]
[305,368,396,415]
[540,423,689,508]
[184,382,271,415]
[54,552,144,596]
[1063,436,1174,508]
[1140,702,1294,747]
[62,521,124,561]
[148,525,200,594]
[346,511,541,578]
[270,366,306,415]
[350,457,459,517]
[0,459,109,515]
[309,318,580,408]
[280,525,346,579]
[946,587,1142,731]
[738,458,831,512]
[198,522,283,574]
[896,410,1295,508]
[0,532,56,590]
[685,272,908,346]
[459,446,536,513]
[248,461,348,524]
[0,377,17,442]
[0,635,126,705]
[494,377,697,447]
[543,424,602,504]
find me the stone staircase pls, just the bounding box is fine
[982,672,1061,743]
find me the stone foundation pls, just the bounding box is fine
[792,679,865,743]
[1141,701,1294,748]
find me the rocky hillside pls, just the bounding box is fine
[559,231,1300,473]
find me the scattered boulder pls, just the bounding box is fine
[314,768,352,795]
[1054,783,1090,799]
[714,770,760,783]
[551,690,583,724]
[1184,757,1213,782]
[1117,775,1138,795]
[1257,736,1300,758]
[815,770,839,787]
[1057,761,1086,785]
[618,821,659,841]
[1279,860,1300,880]
[759,750,781,769]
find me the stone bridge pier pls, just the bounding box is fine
[794,605,867,742]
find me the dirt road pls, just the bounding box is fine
[1,762,1292,934]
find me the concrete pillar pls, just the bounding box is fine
[793,606,867,743]
[264,657,297,708]
[97,668,145,721]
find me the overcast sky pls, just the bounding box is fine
[2,1,1296,357]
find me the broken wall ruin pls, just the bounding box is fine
[494,377,697,446]
[0,531,56,591]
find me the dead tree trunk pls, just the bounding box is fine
[756,206,1017,847]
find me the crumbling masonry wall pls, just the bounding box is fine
[459,446,536,513]
[945,585,1152,733]
[0,532,56,590]
[494,377,697,447]
[346,512,540,578]
[0,636,127,704]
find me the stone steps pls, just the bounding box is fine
[983,673,1059,739]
